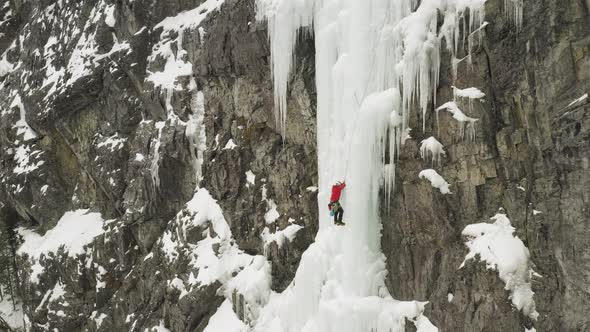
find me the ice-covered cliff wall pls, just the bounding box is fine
[0,0,589,331]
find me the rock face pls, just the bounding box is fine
[381,1,590,331]
[0,0,316,330]
[0,0,588,331]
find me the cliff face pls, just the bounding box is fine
[0,0,316,330]
[0,0,588,331]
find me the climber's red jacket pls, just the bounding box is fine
[330,182,346,202]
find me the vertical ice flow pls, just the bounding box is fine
[255,0,522,330]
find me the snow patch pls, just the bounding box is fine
[436,101,478,140]
[0,52,13,77]
[90,311,108,329]
[223,139,238,150]
[104,5,116,27]
[18,210,105,283]
[11,94,38,141]
[168,277,188,299]
[147,0,225,104]
[203,300,247,332]
[154,0,225,33]
[13,144,45,175]
[143,252,154,261]
[419,169,451,194]
[245,170,256,186]
[453,86,485,100]
[261,223,303,253]
[420,137,445,166]
[461,213,539,320]
[264,200,280,224]
[48,282,66,303]
[95,133,126,151]
[567,93,588,107]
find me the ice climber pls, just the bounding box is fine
[328,181,346,225]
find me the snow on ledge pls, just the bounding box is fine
[154,0,225,33]
[452,86,485,100]
[436,101,478,140]
[18,209,105,259]
[436,101,478,123]
[261,223,303,253]
[567,93,588,107]
[245,170,256,186]
[95,133,127,151]
[223,139,238,150]
[203,299,247,332]
[461,212,539,320]
[17,209,105,283]
[419,169,451,194]
[420,137,445,166]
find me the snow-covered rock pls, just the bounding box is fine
[461,213,539,320]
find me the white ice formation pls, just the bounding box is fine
[420,136,446,166]
[436,101,479,140]
[453,86,485,100]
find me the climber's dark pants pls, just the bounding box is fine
[334,207,343,223]
[332,203,344,223]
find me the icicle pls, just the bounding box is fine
[255,0,315,137]
[186,79,207,183]
[150,121,165,189]
[504,0,524,30]
[436,101,479,141]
